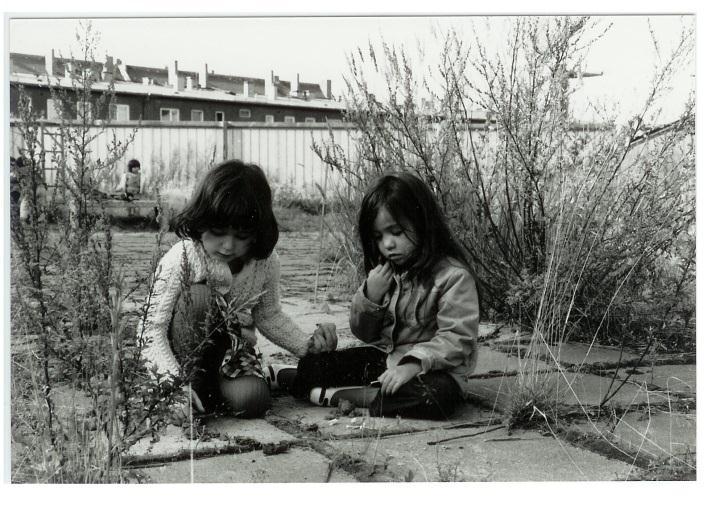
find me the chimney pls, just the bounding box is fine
[243,81,249,96]
[321,79,332,100]
[116,59,130,81]
[102,55,114,81]
[265,71,276,100]
[142,77,151,86]
[186,75,193,89]
[45,49,55,76]
[291,73,300,97]
[168,60,179,91]
[199,63,208,88]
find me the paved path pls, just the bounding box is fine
[108,231,698,482]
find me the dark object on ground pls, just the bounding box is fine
[262,440,291,455]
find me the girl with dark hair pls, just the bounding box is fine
[268,172,480,420]
[113,158,141,200]
[137,159,337,420]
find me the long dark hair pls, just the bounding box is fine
[358,172,475,284]
[171,159,279,259]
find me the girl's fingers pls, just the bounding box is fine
[322,324,338,350]
[191,389,205,413]
[312,334,327,353]
[381,373,393,395]
[389,378,403,396]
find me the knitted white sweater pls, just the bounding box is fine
[137,239,311,379]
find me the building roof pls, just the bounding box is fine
[10,51,337,109]
[207,72,265,96]
[124,65,169,86]
[9,52,45,75]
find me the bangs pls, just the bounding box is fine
[208,190,263,232]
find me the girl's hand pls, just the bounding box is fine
[365,262,394,304]
[307,323,338,354]
[170,385,205,424]
[377,362,422,396]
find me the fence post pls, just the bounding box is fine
[222,120,228,161]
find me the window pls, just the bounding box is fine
[239,108,251,119]
[110,103,130,121]
[304,117,316,123]
[191,109,204,122]
[264,115,274,123]
[76,101,93,120]
[215,111,224,121]
[46,99,61,120]
[160,108,180,122]
[284,115,295,123]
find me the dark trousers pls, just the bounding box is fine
[290,346,462,420]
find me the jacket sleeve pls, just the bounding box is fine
[253,253,312,358]
[349,281,389,343]
[136,242,191,380]
[399,268,479,373]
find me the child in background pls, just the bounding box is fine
[115,158,141,200]
[268,172,480,420]
[137,159,337,420]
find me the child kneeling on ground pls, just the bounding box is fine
[137,159,336,421]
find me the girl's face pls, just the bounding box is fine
[372,206,417,267]
[201,226,255,263]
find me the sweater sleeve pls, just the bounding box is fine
[399,268,479,373]
[136,241,193,380]
[252,253,312,358]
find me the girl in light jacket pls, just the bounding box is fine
[275,172,480,420]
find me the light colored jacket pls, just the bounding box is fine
[350,257,479,389]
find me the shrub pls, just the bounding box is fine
[10,22,184,483]
[314,16,695,351]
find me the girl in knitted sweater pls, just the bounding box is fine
[137,160,337,420]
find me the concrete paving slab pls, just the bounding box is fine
[203,416,297,442]
[465,372,674,412]
[266,395,501,439]
[496,342,641,368]
[140,446,357,483]
[126,418,295,460]
[630,365,696,395]
[327,425,632,481]
[280,297,351,333]
[570,410,696,462]
[550,343,641,366]
[488,328,532,346]
[477,322,500,338]
[471,345,551,377]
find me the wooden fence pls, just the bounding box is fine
[9,120,358,196]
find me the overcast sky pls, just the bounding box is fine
[8,15,695,124]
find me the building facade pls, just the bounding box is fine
[9,51,346,123]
